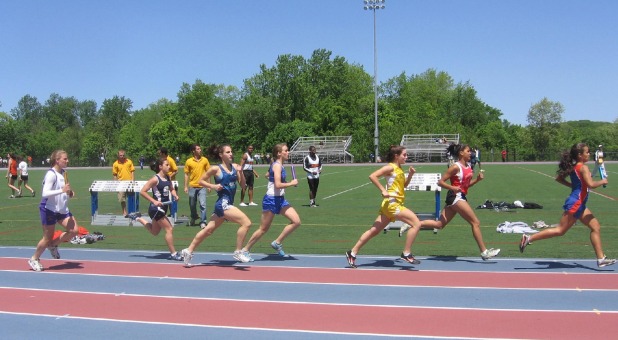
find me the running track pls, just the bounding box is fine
[1,246,617,339]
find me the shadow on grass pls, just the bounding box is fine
[515,260,613,272]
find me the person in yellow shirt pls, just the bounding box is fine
[345,145,422,268]
[184,144,210,228]
[112,149,135,217]
[158,147,178,180]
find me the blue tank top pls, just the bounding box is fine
[151,174,172,203]
[266,161,287,197]
[215,164,238,204]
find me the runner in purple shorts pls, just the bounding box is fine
[28,150,79,271]
[241,143,301,258]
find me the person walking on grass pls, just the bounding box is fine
[17,155,35,197]
[182,145,253,266]
[241,143,301,258]
[402,143,500,261]
[6,153,20,198]
[345,145,423,269]
[28,150,78,271]
[303,145,323,207]
[519,143,616,268]
[127,157,182,261]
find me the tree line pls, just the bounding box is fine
[1,49,616,166]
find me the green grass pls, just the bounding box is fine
[2,163,617,259]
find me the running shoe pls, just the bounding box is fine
[598,256,617,268]
[181,248,193,267]
[239,202,248,207]
[32,190,36,197]
[481,248,500,260]
[248,202,258,206]
[519,234,530,253]
[271,241,286,256]
[242,250,254,262]
[233,250,251,263]
[345,250,357,268]
[398,223,411,237]
[400,252,421,265]
[169,252,183,261]
[126,212,142,221]
[48,245,60,259]
[200,222,206,229]
[28,258,43,271]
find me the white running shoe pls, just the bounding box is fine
[248,202,258,206]
[48,245,60,259]
[28,258,43,271]
[481,248,500,260]
[598,256,617,268]
[233,250,251,263]
[398,223,411,237]
[239,202,248,207]
[181,248,193,267]
[242,250,254,262]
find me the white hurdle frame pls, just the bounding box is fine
[89,180,179,226]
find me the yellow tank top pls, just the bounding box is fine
[385,163,405,204]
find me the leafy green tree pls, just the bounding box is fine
[527,97,564,160]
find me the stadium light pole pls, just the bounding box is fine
[364,0,385,163]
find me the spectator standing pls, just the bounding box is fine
[112,150,135,217]
[184,144,211,228]
[239,145,259,206]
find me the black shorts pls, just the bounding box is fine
[243,170,255,188]
[10,174,17,180]
[148,204,169,221]
[20,175,29,181]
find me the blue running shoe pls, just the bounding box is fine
[271,241,286,256]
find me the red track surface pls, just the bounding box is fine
[2,256,618,338]
[2,257,617,290]
[2,287,616,338]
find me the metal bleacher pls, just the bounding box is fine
[400,134,460,163]
[289,136,354,164]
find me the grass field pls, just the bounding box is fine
[2,162,617,260]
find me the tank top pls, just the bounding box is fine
[242,153,254,171]
[266,161,286,197]
[215,164,238,203]
[151,174,171,203]
[451,162,473,195]
[385,163,406,204]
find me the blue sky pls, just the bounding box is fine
[1,0,616,126]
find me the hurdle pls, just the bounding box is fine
[89,180,179,226]
[384,173,441,234]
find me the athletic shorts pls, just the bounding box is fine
[39,205,72,226]
[445,190,467,207]
[213,196,233,217]
[117,191,127,203]
[148,204,168,221]
[262,195,290,215]
[10,174,17,181]
[19,175,29,181]
[243,170,255,188]
[379,198,404,222]
[563,195,588,219]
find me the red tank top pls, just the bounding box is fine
[450,162,473,194]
